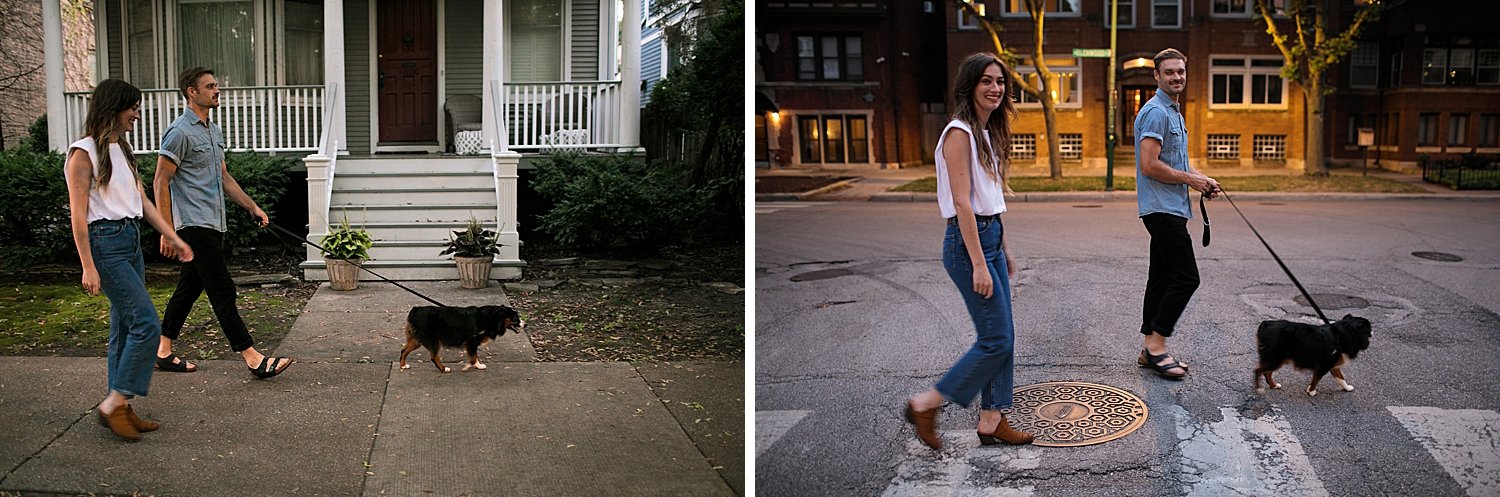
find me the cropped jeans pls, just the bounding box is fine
[935,216,1017,410]
[89,219,158,398]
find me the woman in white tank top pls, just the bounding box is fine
[64,79,195,441]
[903,53,1034,449]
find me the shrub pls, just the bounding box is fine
[319,217,372,260]
[0,148,70,268]
[136,151,295,254]
[531,152,718,252]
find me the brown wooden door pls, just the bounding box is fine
[377,0,437,143]
[1122,86,1156,144]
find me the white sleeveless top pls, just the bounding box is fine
[66,137,144,223]
[936,120,1007,219]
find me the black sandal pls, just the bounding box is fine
[1137,349,1189,372]
[1139,349,1188,380]
[249,356,293,379]
[155,354,197,373]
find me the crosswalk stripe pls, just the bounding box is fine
[880,430,1040,497]
[1387,406,1500,497]
[1168,405,1329,497]
[756,410,813,457]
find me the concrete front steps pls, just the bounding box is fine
[301,156,523,281]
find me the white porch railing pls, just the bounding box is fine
[63,85,325,153]
[501,81,623,150]
[303,83,341,260]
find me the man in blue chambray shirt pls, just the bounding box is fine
[152,67,293,379]
[1133,48,1220,380]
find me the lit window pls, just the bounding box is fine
[1016,56,1082,107]
[797,114,871,164]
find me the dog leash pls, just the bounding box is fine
[1210,190,1331,325]
[263,223,448,307]
[1198,192,1211,248]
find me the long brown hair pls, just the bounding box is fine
[951,52,1016,191]
[80,79,142,189]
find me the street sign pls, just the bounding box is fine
[1072,48,1111,58]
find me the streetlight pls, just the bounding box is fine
[1106,0,1118,191]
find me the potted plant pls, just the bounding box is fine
[319,217,373,291]
[441,218,502,289]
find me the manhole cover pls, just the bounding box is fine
[1072,204,1104,208]
[1412,251,1464,262]
[790,268,854,282]
[1293,293,1370,309]
[1007,382,1148,447]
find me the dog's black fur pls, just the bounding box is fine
[1254,314,1372,396]
[399,305,525,373]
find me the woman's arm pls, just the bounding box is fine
[64,149,100,295]
[942,127,993,299]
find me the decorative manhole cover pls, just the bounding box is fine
[1412,251,1464,262]
[1007,382,1148,447]
[1072,204,1104,208]
[1293,293,1370,309]
[789,268,854,282]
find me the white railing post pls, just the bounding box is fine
[490,80,522,279]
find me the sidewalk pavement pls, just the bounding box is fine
[0,282,743,497]
[755,164,1500,202]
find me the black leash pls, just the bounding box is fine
[1208,190,1331,325]
[263,222,448,307]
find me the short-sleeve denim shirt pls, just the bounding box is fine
[159,108,227,232]
[1134,88,1192,219]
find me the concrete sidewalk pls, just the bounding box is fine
[0,282,743,497]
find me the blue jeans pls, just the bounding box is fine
[89,219,158,398]
[935,216,1017,410]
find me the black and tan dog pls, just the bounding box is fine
[1254,314,1372,396]
[399,305,525,373]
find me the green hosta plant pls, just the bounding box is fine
[320,218,373,260]
[440,218,502,258]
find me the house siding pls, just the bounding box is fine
[641,26,663,107]
[570,0,601,79]
[344,0,371,154]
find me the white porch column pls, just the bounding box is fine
[43,0,67,152]
[325,0,348,154]
[303,154,332,264]
[491,151,523,279]
[620,0,643,149]
[482,0,505,154]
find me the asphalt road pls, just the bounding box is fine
[754,199,1500,497]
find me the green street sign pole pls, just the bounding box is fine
[1105,0,1118,191]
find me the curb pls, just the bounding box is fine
[756,178,856,202]
[868,191,1500,203]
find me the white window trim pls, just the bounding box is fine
[957,1,983,30]
[1151,0,1180,29]
[171,0,269,87]
[1208,55,1288,110]
[1000,0,1084,18]
[1479,48,1500,85]
[1104,0,1135,29]
[1209,0,1285,18]
[789,111,876,166]
[505,0,572,82]
[1015,62,1083,109]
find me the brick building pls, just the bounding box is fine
[754,0,948,169]
[1326,0,1500,172]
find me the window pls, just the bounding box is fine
[1211,0,1282,16]
[1479,50,1500,84]
[796,35,863,81]
[1016,56,1081,107]
[755,114,769,162]
[1253,135,1285,160]
[1347,115,1359,145]
[1000,0,1081,16]
[1210,58,1284,107]
[1479,114,1499,147]
[1152,0,1180,28]
[1059,133,1082,160]
[126,0,156,87]
[1105,0,1134,28]
[958,1,984,30]
[1423,49,1448,85]
[1390,52,1402,87]
[797,114,869,164]
[1208,134,1239,159]
[1449,114,1469,146]
[1350,43,1378,88]
[1417,113,1438,146]
[284,0,323,85]
[1450,49,1476,85]
[178,1,258,86]
[1011,134,1037,160]
[511,0,563,82]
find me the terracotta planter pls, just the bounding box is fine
[325,258,362,291]
[454,256,494,289]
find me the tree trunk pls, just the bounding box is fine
[1030,3,1063,179]
[1304,80,1327,176]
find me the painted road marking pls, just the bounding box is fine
[756,202,825,215]
[1168,405,1329,497]
[1387,406,1500,497]
[880,430,1040,497]
[756,410,812,457]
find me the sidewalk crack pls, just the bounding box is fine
[1,407,93,485]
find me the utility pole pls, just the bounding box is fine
[1105,0,1118,191]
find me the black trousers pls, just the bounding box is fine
[1141,213,1201,338]
[160,226,254,352]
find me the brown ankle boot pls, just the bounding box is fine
[96,405,141,442]
[124,404,159,432]
[903,399,942,450]
[977,414,1033,445]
